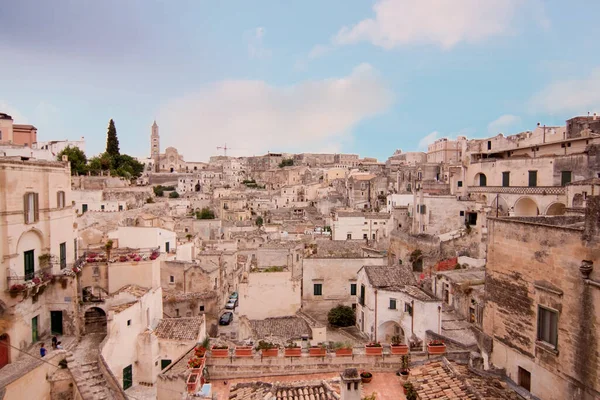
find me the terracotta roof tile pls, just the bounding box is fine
[153,317,203,341]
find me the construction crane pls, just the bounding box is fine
[217,143,231,157]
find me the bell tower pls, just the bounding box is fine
[151,120,160,171]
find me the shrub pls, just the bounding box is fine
[153,186,164,197]
[169,191,180,198]
[196,207,215,219]
[327,305,356,327]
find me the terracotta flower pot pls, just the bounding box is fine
[211,347,229,358]
[284,347,302,357]
[427,343,447,355]
[187,373,199,393]
[309,347,326,357]
[365,346,383,356]
[360,373,373,384]
[390,344,409,355]
[335,348,353,357]
[235,346,253,357]
[261,348,279,357]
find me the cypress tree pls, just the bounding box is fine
[106,119,120,157]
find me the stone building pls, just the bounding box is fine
[481,198,600,400]
[0,157,79,367]
[0,113,37,147]
[427,137,466,164]
[331,210,391,241]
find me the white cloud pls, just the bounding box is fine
[487,114,521,135]
[246,27,271,59]
[0,101,28,123]
[418,131,439,150]
[334,0,546,50]
[529,68,600,114]
[308,44,330,59]
[157,64,393,160]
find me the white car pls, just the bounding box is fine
[225,299,238,310]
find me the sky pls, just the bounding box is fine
[2,0,600,162]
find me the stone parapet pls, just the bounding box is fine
[467,186,566,195]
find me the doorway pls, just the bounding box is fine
[24,250,35,281]
[0,334,10,369]
[123,365,133,390]
[518,366,531,392]
[50,311,63,335]
[31,316,39,343]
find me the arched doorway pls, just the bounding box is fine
[514,197,539,216]
[490,195,509,216]
[474,173,487,187]
[378,321,405,344]
[170,167,174,173]
[84,307,107,334]
[572,193,584,208]
[0,334,10,369]
[545,202,566,216]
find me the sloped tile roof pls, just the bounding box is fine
[153,317,203,341]
[363,264,417,288]
[229,381,338,400]
[249,316,311,340]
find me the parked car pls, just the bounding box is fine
[219,312,233,325]
[229,292,238,300]
[225,299,238,310]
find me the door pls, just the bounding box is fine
[31,316,39,343]
[361,311,365,332]
[24,250,35,281]
[82,204,88,213]
[123,365,133,390]
[50,311,63,335]
[518,366,531,392]
[0,334,10,369]
[165,242,170,253]
[59,242,67,269]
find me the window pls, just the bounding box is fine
[57,191,65,208]
[313,283,323,296]
[561,171,572,186]
[528,171,537,187]
[457,181,463,187]
[404,302,413,316]
[389,299,397,310]
[460,210,465,216]
[350,283,357,296]
[101,205,105,211]
[82,204,88,213]
[118,205,123,211]
[359,285,365,306]
[169,276,174,283]
[199,305,204,312]
[537,306,558,347]
[502,172,510,187]
[24,249,35,281]
[346,233,352,240]
[363,234,368,239]
[59,242,67,269]
[364,221,368,225]
[175,309,180,317]
[487,141,492,150]
[127,319,132,326]
[24,192,39,224]
[165,242,170,253]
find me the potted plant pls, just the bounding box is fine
[8,284,25,298]
[404,382,417,400]
[105,240,113,260]
[403,381,413,395]
[234,345,253,357]
[211,344,229,358]
[365,342,383,356]
[390,335,409,355]
[32,277,41,285]
[360,371,373,384]
[309,343,327,357]
[284,342,301,357]
[427,339,447,355]
[256,340,278,357]
[39,254,52,268]
[187,356,204,370]
[397,355,411,382]
[186,372,199,393]
[333,342,353,357]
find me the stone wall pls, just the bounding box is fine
[483,213,600,400]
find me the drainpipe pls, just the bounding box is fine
[374,289,378,342]
[411,300,415,335]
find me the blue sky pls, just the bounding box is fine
[2,0,600,162]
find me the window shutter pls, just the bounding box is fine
[23,193,29,223]
[34,193,39,222]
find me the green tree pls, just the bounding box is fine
[327,305,356,327]
[278,158,294,168]
[105,119,120,157]
[169,191,180,198]
[88,152,114,174]
[57,146,88,176]
[255,216,264,226]
[153,185,165,197]
[113,154,144,179]
[196,207,215,219]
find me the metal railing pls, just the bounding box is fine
[467,186,566,195]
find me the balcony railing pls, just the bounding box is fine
[467,186,566,195]
[6,266,54,291]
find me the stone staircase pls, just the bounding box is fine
[66,334,111,400]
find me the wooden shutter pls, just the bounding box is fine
[34,193,39,222]
[23,193,29,223]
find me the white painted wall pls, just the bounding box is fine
[237,271,301,319]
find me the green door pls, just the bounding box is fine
[50,311,63,335]
[82,204,88,213]
[160,359,171,370]
[32,316,39,343]
[60,242,67,269]
[123,365,132,390]
[165,242,170,253]
[24,250,35,280]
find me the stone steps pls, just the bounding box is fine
[67,335,111,400]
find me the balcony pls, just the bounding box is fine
[467,186,566,195]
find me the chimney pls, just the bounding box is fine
[593,113,597,121]
[340,369,362,400]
